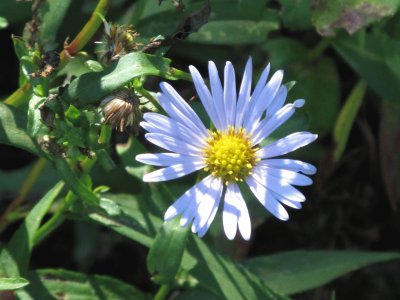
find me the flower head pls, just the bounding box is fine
[136,58,317,240]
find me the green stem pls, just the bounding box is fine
[136,86,164,113]
[169,68,192,82]
[0,158,47,232]
[154,284,171,300]
[34,191,76,245]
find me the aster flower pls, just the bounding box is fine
[136,58,317,240]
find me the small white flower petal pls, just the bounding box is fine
[251,169,306,202]
[145,133,204,156]
[235,57,253,129]
[136,153,201,167]
[192,177,223,234]
[208,61,227,129]
[143,161,205,182]
[142,113,207,147]
[244,70,284,133]
[251,99,305,145]
[189,65,221,130]
[256,164,313,186]
[160,82,207,133]
[179,176,212,226]
[246,176,289,221]
[259,159,317,175]
[257,132,318,159]
[266,85,288,118]
[223,183,239,240]
[224,61,237,126]
[157,93,208,137]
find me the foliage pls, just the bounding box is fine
[0,0,400,299]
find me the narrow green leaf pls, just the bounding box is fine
[17,269,150,300]
[61,52,188,107]
[54,159,99,206]
[27,95,47,138]
[147,217,190,284]
[0,102,39,155]
[312,0,398,36]
[0,277,29,290]
[183,237,288,300]
[245,250,400,295]
[334,31,400,104]
[333,81,367,162]
[0,182,64,278]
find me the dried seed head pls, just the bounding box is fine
[98,22,140,63]
[101,89,141,134]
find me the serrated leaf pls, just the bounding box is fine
[0,277,29,290]
[0,182,64,278]
[147,217,190,284]
[312,0,399,36]
[245,250,400,295]
[17,269,150,300]
[61,52,187,107]
[0,102,39,155]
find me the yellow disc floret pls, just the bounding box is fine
[203,126,260,185]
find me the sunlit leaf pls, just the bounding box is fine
[245,250,400,295]
[17,269,150,299]
[0,182,64,278]
[0,277,29,291]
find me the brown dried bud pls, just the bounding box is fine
[101,88,141,134]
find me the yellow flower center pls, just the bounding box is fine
[203,126,260,185]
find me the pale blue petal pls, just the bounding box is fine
[266,85,288,118]
[251,99,305,145]
[257,132,318,159]
[244,70,283,133]
[136,153,201,167]
[235,57,253,129]
[189,65,221,129]
[192,177,223,234]
[145,133,204,156]
[259,159,317,175]
[164,176,210,222]
[160,82,208,134]
[245,176,289,221]
[157,93,208,137]
[142,113,207,147]
[208,61,227,130]
[143,161,205,182]
[251,169,306,202]
[255,166,313,186]
[223,61,237,126]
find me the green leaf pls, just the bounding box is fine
[245,250,400,295]
[312,0,399,36]
[53,159,99,206]
[0,102,39,155]
[27,95,47,138]
[61,52,187,107]
[0,16,9,29]
[0,277,29,290]
[38,0,72,50]
[333,81,367,162]
[17,269,150,300]
[280,0,312,30]
[147,217,190,284]
[188,20,279,45]
[0,182,64,278]
[174,288,221,300]
[334,31,400,104]
[183,237,288,300]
